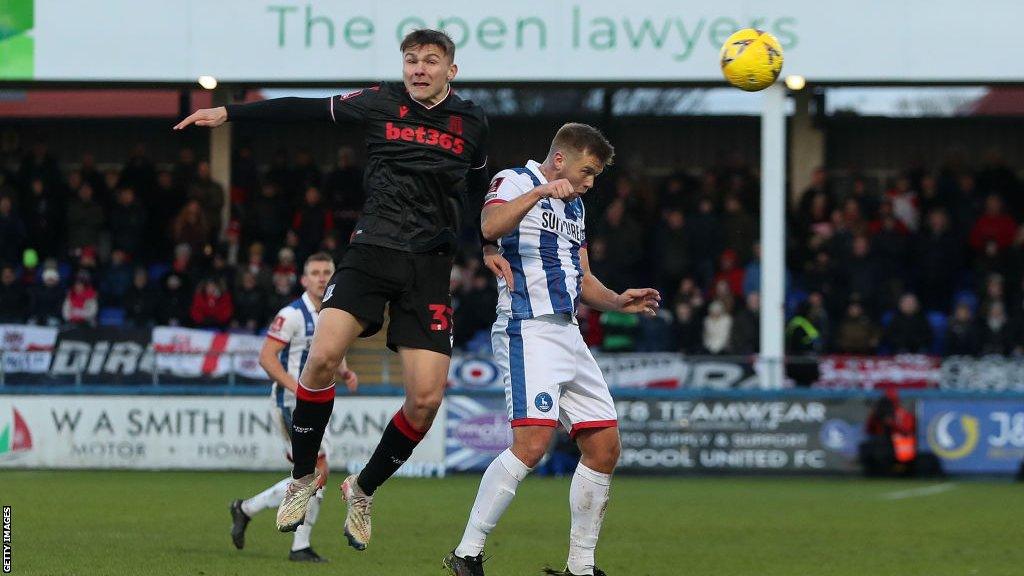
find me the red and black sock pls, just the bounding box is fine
[290,381,335,479]
[356,410,425,495]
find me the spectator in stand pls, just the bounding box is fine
[453,269,497,349]
[729,292,760,354]
[673,301,704,354]
[834,298,880,354]
[0,194,26,265]
[743,242,761,297]
[883,293,933,354]
[237,242,272,290]
[0,265,28,323]
[978,301,1013,355]
[596,198,643,291]
[702,300,732,355]
[292,148,322,193]
[969,194,1018,254]
[231,144,260,205]
[652,207,691,298]
[123,267,159,328]
[171,200,210,258]
[843,176,880,221]
[63,271,98,326]
[884,175,920,232]
[158,272,191,326]
[29,267,65,326]
[712,249,744,299]
[945,300,981,356]
[273,247,298,292]
[119,143,157,196]
[172,147,197,190]
[204,250,235,292]
[101,169,120,207]
[188,160,225,241]
[66,183,105,254]
[23,177,62,259]
[244,182,289,254]
[17,142,62,191]
[190,278,234,329]
[78,152,106,196]
[914,208,962,312]
[323,146,365,242]
[265,148,294,196]
[673,276,705,312]
[265,269,296,319]
[109,187,148,259]
[232,270,268,333]
[147,170,186,256]
[291,186,334,263]
[688,196,720,289]
[976,148,1021,217]
[979,273,1006,317]
[721,194,757,264]
[842,235,880,314]
[99,249,133,305]
[871,202,912,304]
[803,251,841,312]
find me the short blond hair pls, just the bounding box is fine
[549,123,615,165]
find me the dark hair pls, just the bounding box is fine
[549,123,615,166]
[400,29,456,61]
[303,252,335,273]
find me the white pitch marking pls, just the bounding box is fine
[881,483,958,500]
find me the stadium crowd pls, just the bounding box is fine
[1,140,1022,357]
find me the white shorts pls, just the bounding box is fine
[492,314,617,438]
[271,391,330,462]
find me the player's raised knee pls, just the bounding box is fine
[303,350,343,387]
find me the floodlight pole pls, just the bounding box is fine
[760,83,786,388]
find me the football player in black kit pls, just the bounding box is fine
[175,29,488,551]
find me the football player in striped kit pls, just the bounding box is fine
[444,124,660,576]
[228,252,358,562]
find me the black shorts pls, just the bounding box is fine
[321,244,454,356]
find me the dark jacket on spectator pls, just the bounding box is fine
[883,312,933,353]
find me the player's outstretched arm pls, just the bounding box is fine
[480,178,575,241]
[173,97,332,130]
[578,247,660,316]
[259,337,299,392]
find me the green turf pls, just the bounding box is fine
[1,471,1021,575]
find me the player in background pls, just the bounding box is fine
[176,29,489,550]
[228,252,358,562]
[444,124,660,576]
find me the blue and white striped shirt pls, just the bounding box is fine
[484,160,586,321]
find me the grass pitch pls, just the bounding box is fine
[1,471,1021,575]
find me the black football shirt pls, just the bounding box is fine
[226,81,489,253]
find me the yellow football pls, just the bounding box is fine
[719,28,784,92]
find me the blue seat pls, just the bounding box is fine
[98,307,126,327]
[927,311,948,355]
[148,263,170,283]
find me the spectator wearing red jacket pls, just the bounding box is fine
[63,271,98,326]
[190,279,234,329]
[969,194,1017,253]
[712,249,745,298]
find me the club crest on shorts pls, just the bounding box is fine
[323,284,336,302]
[535,392,553,413]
